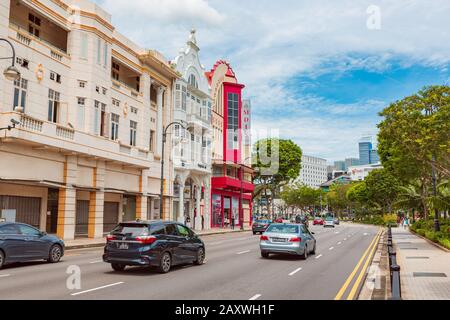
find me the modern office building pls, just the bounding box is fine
[0,0,178,240]
[334,160,346,171]
[345,158,360,169]
[359,136,373,165]
[297,155,328,188]
[370,149,380,164]
[206,60,254,228]
[170,30,212,230]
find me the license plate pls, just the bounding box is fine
[117,243,129,250]
[271,238,286,243]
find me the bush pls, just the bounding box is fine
[438,238,450,250]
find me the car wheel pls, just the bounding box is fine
[158,252,172,273]
[47,244,62,263]
[253,231,256,235]
[0,250,4,269]
[261,251,269,258]
[194,247,205,265]
[301,246,308,260]
[311,243,316,255]
[111,263,126,271]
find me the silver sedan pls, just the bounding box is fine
[260,223,316,259]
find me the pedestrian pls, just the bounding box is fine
[403,216,409,230]
[231,215,235,230]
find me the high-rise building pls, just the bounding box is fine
[345,158,360,168]
[359,136,373,165]
[334,161,346,171]
[296,155,328,188]
[370,149,380,164]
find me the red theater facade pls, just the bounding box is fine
[206,61,254,228]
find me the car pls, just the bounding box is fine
[0,222,65,269]
[313,217,324,225]
[103,220,205,273]
[260,223,316,259]
[333,217,340,225]
[252,220,271,235]
[273,217,283,223]
[324,217,335,228]
[295,215,309,227]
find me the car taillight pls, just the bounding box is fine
[289,237,301,242]
[136,236,157,244]
[263,224,268,227]
[106,234,116,242]
[260,235,269,241]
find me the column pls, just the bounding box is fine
[203,180,211,230]
[56,155,77,240]
[136,195,148,220]
[88,161,105,239]
[194,185,202,231]
[156,86,165,156]
[177,179,185,223]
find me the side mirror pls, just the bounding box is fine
[40,231,47,237]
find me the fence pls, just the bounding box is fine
[387,226,402,300]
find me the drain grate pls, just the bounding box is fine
[399,248,418,250]
[406,257,429,259]
[413,272,447,278]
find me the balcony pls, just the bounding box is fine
[1,112,150,168]
[111,58,141,100]
[9,22,70,65]
[173,157,211,174]
[111,79,142,102]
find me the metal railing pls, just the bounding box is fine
[387,226,402,300]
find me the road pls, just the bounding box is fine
[0,223,380,300]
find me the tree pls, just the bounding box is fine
[253,139,302,216]
[364,169,401,213]
[327,184,352,217]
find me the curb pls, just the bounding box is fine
[65,229,252,250]
[409,229,450,253]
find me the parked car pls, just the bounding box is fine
[313,217,324,225]
[333,217,340,225]
[260,223,316,259]
[0,222,65,269]
[103,220,205,273]
[324,217,335,228]
[252,220,271,235]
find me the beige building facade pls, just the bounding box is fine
[0,0,179,240]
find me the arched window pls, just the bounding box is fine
[188,74,198,88]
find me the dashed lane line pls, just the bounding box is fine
[315,254,323,259]
[70,282,124,296]
[288,267,302,276]
[249,294,261,300]
[237,250,251,255]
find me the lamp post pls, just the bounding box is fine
[160,121,186,221]
[0,38,20,81]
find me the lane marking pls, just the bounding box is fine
[334,229,381,300]
[208,241,224,245]
[249,294,261,300]
[288,267,302,276]
[237,250,251,255]
[89,260,103,264]
[70,282,124,296]
[343,238,347,241]
[338,242,342,245]
[0,274,11,278]
[315,254,323,259]
[347,231,382,300]
[329,247,334,251]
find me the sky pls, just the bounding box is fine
[93,0,450,162]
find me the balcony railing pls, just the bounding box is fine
[111,79,141,100]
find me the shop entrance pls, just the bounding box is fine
[46,189,59,233]
[123,195,136,222]
[75,200,89,237]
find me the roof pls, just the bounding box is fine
[320,175,352,187]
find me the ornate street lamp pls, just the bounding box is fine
[0,38,20,81]
[160,121,186,220]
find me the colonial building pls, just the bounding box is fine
[206,61,254,228]
[170,30,212,230]
[0,0,178,239]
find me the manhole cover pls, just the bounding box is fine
[406,257,429,259]
[413,272,447,278]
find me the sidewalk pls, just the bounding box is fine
[64,227,252,250]
[392,227,450,300]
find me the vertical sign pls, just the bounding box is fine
[242,99,251,146]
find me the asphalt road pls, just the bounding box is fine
[0,222,380,300]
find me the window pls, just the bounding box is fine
[130,106,138,114]
[227,93,239,149]
[50,71,61,83]
[111,113,119,141]
[112,98,120,107]
[96,86,100,93]
[77,97,86,130]
[18,224,41,236]
[150,86,157,104]
[112,62,120,81]
[100,103,108,137]
[188,74,198,88]
[97,38,101,65]
[78,80,86,88]
[48,89,60,123]
[165,224,177,236]
[149,130,155,152]
[182,86,187,111]
[130,120,137,146]
[92,100,100,134]
[103,42,108,68]
[13,78,28,111]
[0,224,19,235]
[176,224,191,237]
[28,13,41,37]
[80,33,88,59]
[102,87,107,95]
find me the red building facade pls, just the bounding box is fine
[206,61,254,228]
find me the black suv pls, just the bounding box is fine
[103,220,205,273]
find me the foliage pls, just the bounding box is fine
[364,169,401,213]
[410,218,450,249]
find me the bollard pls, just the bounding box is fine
[391,264,401,299]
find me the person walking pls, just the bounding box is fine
[403,216,409,230]
[231,215,235,230]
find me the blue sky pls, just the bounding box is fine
[93,0,450,162]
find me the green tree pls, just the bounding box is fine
[364,169,401,213]
[327,184,352,218]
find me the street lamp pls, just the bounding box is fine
[160,121,186,221]
[0,38,20,81]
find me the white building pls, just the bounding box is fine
[170,30,212,230]
[348,163,383,181]
[297,155,327,188]
[0,0,179,240]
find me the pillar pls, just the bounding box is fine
[178,180,185,223]
[136,195,148,220]
[203,180,211,230]
[194,185,202,231]
[88,161,105,239]
[156,86,165,157]
[56,155,77,240]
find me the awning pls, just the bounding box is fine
[0,178,67,189]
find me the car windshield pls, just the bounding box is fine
[326,217,334,221]
[256,220,270,224]
[111,223,149,237]
[266,224,299,234]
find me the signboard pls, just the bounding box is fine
[242,99,251,146]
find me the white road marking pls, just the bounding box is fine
[329,247,335,251]
[288,267,302,276]
[237,250,251,255]
[89,260,103,264]
[70,282,124,296]
[0,274,11,278]
[334,231,340,234]
[249,294,261,300]
[315,254,323,259]
[363,233,369,236]
[337,242,342,245]
[343,238,347,241]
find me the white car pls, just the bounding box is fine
[324,218,335,228]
